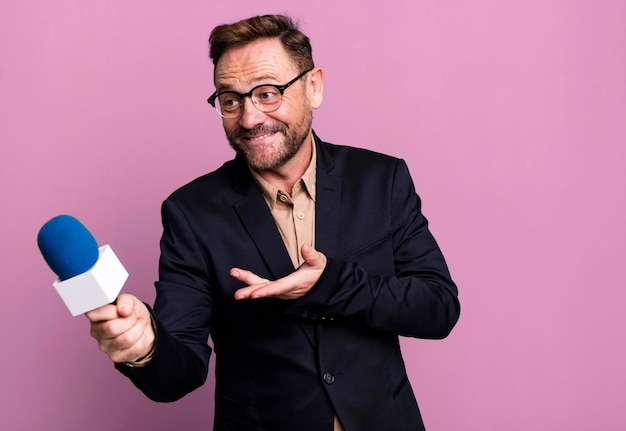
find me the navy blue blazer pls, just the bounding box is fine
[118,133,460,431]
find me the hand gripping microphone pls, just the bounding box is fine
[37,215,128,316]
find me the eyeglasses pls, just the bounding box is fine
[207,69,312,118]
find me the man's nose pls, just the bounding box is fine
[238,97,266,129]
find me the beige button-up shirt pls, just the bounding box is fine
[249,144,317,269]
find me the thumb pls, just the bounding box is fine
[301,244,323,265]
[116,293,135,317]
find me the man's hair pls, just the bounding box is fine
[209,15,314,73]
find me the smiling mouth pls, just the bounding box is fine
[245,132,276,141]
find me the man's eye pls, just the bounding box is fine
[220,96,240,110]
[256,88,280,103]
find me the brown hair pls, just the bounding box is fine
[209,15,314,72]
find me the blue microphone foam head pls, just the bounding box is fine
[37,215,99,280]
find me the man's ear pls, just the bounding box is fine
[308,66,324,109]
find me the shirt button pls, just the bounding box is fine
[279,194,289,202]
[323,372,335,385]
[297,212,305,220]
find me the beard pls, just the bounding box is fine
[225,108,313,171]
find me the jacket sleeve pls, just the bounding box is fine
[286,159,460,339]
[115,199,212,402]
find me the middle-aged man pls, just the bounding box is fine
[87,14,460,431]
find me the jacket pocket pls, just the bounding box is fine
[341,232,391,261]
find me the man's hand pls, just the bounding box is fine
[231,244,327,300]
[85,293,155,364]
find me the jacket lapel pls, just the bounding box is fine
[232,157,295,280]
[314,135,342,259]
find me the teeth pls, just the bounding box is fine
[247,133,271,141]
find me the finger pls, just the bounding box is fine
[105,321,151,363]
[301,244,325,267]
[235,276,295,300]
[99,298,152,341]
[301,243,313,259]
[84,293,138,322]
[115,293,136,317]
[104,318,146,353]
[234,282,271,300]
[85,302,119,322]
[90,311,137,341]
[104,311,155,363]
[230,268,270,285]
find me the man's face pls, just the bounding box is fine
[214,38,317,172]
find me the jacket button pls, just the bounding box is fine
[323,372,335,385]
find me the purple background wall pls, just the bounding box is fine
[2,1,625,430]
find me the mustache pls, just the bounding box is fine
[232,124,286,140]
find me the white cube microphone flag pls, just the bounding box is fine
[37,215,128,316]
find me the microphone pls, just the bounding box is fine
[37,215,128,316]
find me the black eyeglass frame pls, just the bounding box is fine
[207,68,313,117]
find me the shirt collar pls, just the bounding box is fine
[249,139,317,210]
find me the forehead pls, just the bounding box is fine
[214,38,298,89]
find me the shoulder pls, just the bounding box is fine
[315,134,405,174]
[164,156,248,208]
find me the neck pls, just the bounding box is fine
[255,134,313,194]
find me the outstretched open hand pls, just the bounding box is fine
[231,244,327,300]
